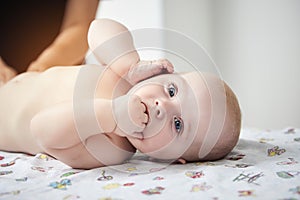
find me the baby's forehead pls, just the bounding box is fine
[179,71,203,82]
[180,71,217,139]
[179,72,209,105]
[178,72,210,138]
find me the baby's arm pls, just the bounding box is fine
[31,98,139,169]
[31,99,115,149]
[88,19,173,85]
[31,95,146,151]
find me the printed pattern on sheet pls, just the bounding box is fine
[0,128,300,199]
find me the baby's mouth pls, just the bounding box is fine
[142,101,150,125]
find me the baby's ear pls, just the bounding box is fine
[174,158,187,164]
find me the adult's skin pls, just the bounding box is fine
[0,0,99,85]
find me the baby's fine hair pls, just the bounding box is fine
[202,82,241,161]
[183,80,241,162]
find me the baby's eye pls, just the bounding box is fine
[168,84,177,97]
[174,117,183,133]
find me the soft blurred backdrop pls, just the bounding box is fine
[92,0,300,129]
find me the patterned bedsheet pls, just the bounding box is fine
[1,128,300,200]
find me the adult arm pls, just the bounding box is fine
[0,57,17,85]
[27,0,99,72]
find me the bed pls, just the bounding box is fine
[1,128,299,199]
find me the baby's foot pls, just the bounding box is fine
[126,59,174,85]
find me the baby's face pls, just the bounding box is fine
[126,72,210,160]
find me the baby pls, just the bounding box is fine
[0,19,241,169]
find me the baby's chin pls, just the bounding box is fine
[140,149,182,161]
[133,141,186,161]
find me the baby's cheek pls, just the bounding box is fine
[143,129,175,152]
[155,131,174,147]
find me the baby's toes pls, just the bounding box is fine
[157,59,174,73]
[131,132,144,139]
[148,61,163,74]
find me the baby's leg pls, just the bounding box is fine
[87,19,140,78]
[87,19,174,85]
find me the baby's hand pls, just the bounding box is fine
[126,59,174,85]
[112,94,148,139]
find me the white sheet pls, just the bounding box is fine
[1,128,300,199]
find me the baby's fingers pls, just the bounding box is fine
[140,102,149,124]
[142,112,148,124]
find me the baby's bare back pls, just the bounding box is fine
[0,66,81,153]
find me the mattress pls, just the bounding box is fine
[1,128,299,199]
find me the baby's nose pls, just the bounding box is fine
[154,99,166,119]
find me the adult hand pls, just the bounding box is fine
[125,58,174,85]
[112,94,148,139]
[27,61,45,72]
[0,57,17,86]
